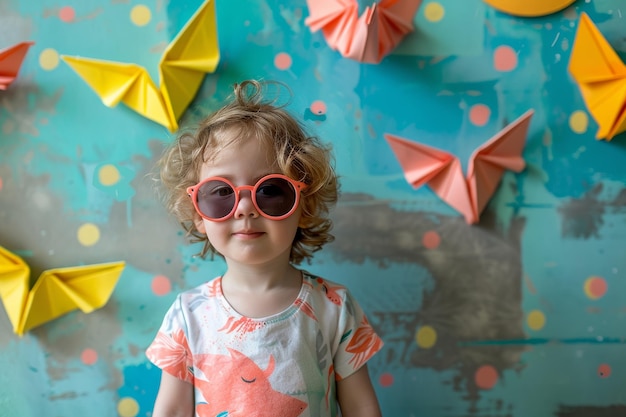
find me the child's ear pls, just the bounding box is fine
[194,216,207,234]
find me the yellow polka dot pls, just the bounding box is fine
[569,110,588,134]
[39,48,60,71]
[527,310,546,330]
[415,325,437,348]
[117,397,139,417]
[98,164,121,186]
[77,223,100,247]
[424,2,445,22]
[130,5,152,26]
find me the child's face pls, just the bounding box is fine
[194,134,302,268]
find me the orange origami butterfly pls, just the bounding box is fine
[569,12,626,141]
[0,41,34,90]
[305,0,423,64]
[385,109,534,224]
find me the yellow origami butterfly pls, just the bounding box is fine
[569,12,626,141]
[62,0,219,132]
[0,246,124,336]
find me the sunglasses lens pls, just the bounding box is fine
[255,177,297,217]
[196,179,236,219]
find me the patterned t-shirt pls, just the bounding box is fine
[146,271,383,417]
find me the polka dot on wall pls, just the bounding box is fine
[117,397,139,417]
[98,164,121,186]
[526,309,546,331]
[584,276,607,300]
[58,6,75,22]
[423,2,445,22]
[130,5,151,26]
[475,365,499,389]
[310,100,327,115]
[39,48,60,71]
[422,230,441,249]
[598,363,611,378]
[569,110,588,134]
[469,104,491,127]
[379,373,394,387]
[274,52,292,70]
[151,275,172,296]
[81,348,98,365]
[494,45,518,72]
[415,325,437,348]
[77,223,100,247]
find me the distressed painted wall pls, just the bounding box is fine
[1,0,626,416]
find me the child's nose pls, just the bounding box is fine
[234,190,260,219]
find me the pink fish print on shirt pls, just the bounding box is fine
[194,348,307,417]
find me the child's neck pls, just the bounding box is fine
[220,262,303,318]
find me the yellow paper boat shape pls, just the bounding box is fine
[61,0,219,132]
[0,246,125,336]
[482,0,575,17]
[569,12,626,141]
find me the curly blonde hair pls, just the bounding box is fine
[157,80,338,264]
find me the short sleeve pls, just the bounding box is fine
[333,290,383,380]
[145,295,194,384]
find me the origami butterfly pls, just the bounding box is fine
[0,41,34,90]
[569,12,626,141]
[305,0,423,64]
[62,0,219,132]
[0,246,125,336]
[385,109,534,224]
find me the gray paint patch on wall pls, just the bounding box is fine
[329,193,526,404]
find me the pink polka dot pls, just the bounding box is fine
[494,45,518,72]
[475,365,498,389]
[59,6,76,22]
[310,100,327,115]
[422,230,441,249]
[379,373,394,387]
[0,177,3,191]
[81,348,98,365]
[469,104,491,127]
[274,52,292,71]
[151,275,171,296]
[589,277,608,299]
[598,364,611,378]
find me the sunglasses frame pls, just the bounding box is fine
[187,174,307,222]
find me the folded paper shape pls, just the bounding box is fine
[0,246,125,336]
[0,41,34,90]
[62,0,219,132]
[569,12,626,141]
[482,0,575,17]
[385,109,534,224]
[305,0,423,64]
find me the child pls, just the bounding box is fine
[146,80,384,417]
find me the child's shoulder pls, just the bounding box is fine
[301,270,351,306]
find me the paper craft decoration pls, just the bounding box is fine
[0,41,34,90]
[569,12,626,141]
[385,109,534,224]
[305,0,423,64]
[482,0,576,17]
[61,0,219,132]
[0,246,125,336]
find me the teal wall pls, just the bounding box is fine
[1,0,626,416]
